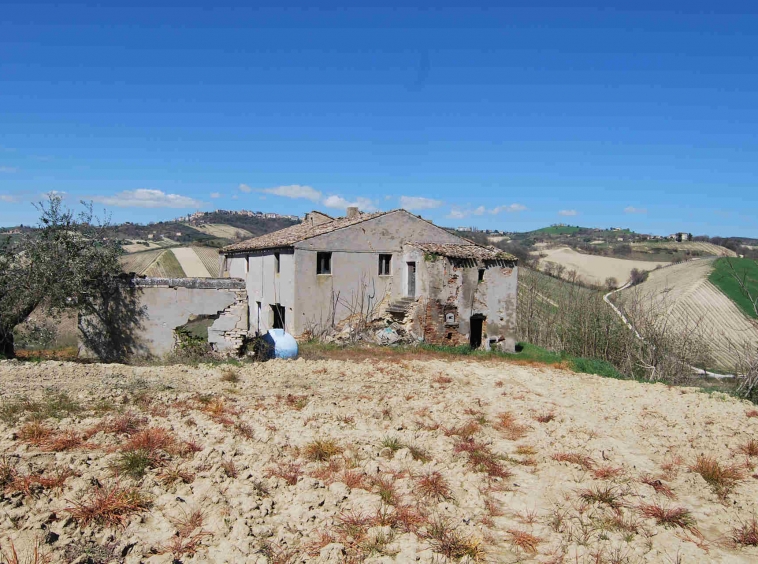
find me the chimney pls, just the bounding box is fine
[346,206,360,219]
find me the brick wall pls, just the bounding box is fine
[423,300,468,346]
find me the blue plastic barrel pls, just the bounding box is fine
[262,329,298,359]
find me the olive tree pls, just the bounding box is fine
[0,195,123,358]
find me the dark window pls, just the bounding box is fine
[378,254,392,276]
[317,252,332,275]
[271,304,285,329]
[478,269,485,282]
[274,252,280,274]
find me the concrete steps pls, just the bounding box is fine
[386,297,416,315]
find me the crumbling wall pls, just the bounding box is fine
[79,277,248,360]
[405,246,518,351]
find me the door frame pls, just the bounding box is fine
[406,261,416,297]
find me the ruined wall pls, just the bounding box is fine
[79,278,248,360]
[404,246,518,351]
[243,250,295,335]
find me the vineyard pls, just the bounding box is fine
[616,258,758,371]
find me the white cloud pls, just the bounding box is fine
[238,184,252,193]
[91,189,202,209]
[447,208,467,220]
[0,166,18,173]
[446,204,510,219]
[210,192,221,199]
[0,194,20,203]
[624,206,647,214]
[491,203,527,214]
[258,184,322,202]
[558,209,578,216]
[323,195,378,212]
[399,196,443,211]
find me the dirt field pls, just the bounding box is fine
[632,241,737,257]
[617,258,758,371]
[533,247,670,286]
[1,357,757,563]
[187,223,253,240]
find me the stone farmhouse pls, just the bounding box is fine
[220,208,519,351]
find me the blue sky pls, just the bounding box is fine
[1,1,757,236]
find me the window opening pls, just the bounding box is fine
[378,254,392,276]
[317,252,332,275]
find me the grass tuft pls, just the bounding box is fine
[454,438,512,479]
[508,529,541,554]
[689,454,745,498]
[494,412,529,440]
[731,516,758,547]
[422,517,485,561]
[638,503,696,530]
[416,470,452,501]
[552,452,594,470]
[66,483,151,528]
[303,439,342,462]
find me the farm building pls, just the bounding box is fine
[220,208,519,351]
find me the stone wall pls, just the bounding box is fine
[79,277,248,361]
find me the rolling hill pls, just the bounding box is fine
[614,258,758,371]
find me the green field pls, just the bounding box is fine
[709,257,758,319]
[528,225,586,235]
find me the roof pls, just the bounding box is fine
[222,210,387,253]
[408,242,517,261]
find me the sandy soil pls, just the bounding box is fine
[617,258,758,371]
[533,248,670,286]
[0,357,757,563]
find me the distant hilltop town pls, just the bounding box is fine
[178,210,302,223]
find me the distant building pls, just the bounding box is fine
[668,232,692,242]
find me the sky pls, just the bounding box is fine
[1,1,757,236]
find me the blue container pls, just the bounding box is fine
[262,329,299,359]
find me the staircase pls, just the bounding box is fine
[386,297,416,316]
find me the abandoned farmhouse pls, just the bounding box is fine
[90,208,518,359]
[220,208,518,352]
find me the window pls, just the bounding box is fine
[271,304,285,329]
[274,252,280,274]
[378,254,392,276]
[478,269,485,282]
[317,252,332,275]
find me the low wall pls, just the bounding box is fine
[79,277,248,361]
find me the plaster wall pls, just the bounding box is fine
[291,211,469,336]
[244,250,295,334]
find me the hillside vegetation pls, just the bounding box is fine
[710,257,758,319]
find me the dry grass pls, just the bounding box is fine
[640,474,676,499]
[17,422,53,446]
[746,410,758,418]
[535,411,556,423]
[578,484,625,511]
[731,516,758,546]
[738,439,758,457]
[303,439,343,462]
[371,475,399,505]
[638,503,696,530]
[422,518,486,561]
[454,438,513,480]
[416,470,453,501]
[266,461,303,485]
[42,430,83,452]
[220,368,239,383]
[0,541,51,564]
[161,508,211,559]
[592,465,624,479]
[494,411,529,440]
[508,529,541,554]
[65,483,151,527]
[552,452,594,470]
[221,459,237,478]
[158,466,195,485]
[4,467,76,497]
[689,454,745,498]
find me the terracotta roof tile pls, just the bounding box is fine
[222,211,387,253]
[408,242,517,261]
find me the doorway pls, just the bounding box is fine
[469,315,484,349]
[407,262,416,297]
[271,304,285,330]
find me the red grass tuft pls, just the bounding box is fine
[266,461,302,486]
[638,502,696,531]
[508,529,541,554]
[640,474,676,499]
[443,420,481,439]
[494,412,529,440]
[535,412,556,423]
[592,465,624,480]
[731,516,758,546]
[552,452,594,470]
[689,454,745,498]
[416,470,453,501]
[65,483,151,528]
[454,438,513,479]
[42,430,83,452]
[17,422,54,446]
[738,439,758,457]
[746,410,758,418]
